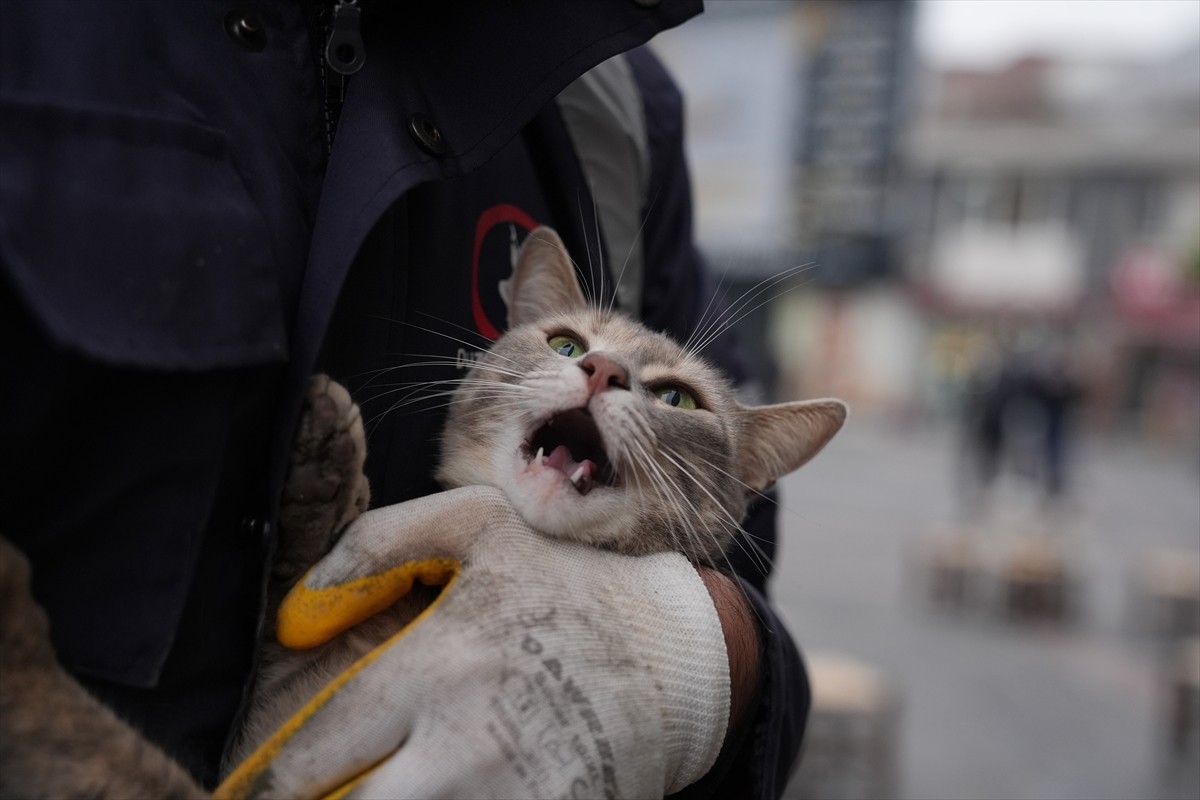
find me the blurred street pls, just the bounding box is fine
[773,420,1200,800]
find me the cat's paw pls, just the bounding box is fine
[275,375,370,585]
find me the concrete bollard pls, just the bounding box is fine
[920,530,984,611]
[1166,637,1200,761]
[1000,535,1074,622]
[1136,551,1200,640]
[788,653,900,800]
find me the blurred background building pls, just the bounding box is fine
[652,2,1200,798]
[654,0,1200,450]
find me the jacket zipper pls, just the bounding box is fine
[312,0,366,156]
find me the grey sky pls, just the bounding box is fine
[917,0,1200,68]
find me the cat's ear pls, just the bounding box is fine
[735,399,847,493]
[508,227,587,327]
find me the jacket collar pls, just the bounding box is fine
[296,0,701,372]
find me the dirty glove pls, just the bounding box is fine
[218,486,729,799]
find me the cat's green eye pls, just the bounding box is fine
[548,334,585,358]
[656,386,698,410]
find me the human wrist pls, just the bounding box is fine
[696,566,762,741]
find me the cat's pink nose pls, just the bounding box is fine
[580,353,629,394]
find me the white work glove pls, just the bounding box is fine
[218,486,729,800]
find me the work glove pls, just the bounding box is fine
[218,485,729,799]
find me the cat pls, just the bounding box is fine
[227,226,846,766]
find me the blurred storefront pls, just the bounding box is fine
[656,4,1199,447]
[902,48,1200,445]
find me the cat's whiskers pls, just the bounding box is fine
[517,373,577,396]
[344,359,530,398]
[368,371,535,389]
[686,263,818,355]
[588,185,606,307]
[626,437,706,561]
[392,322,527,370]
[360,377,534,408]
[520,368,565,382]
[381,394,526,418]
[693,279,813,358]
[687,265,734,352]
[575,191,605,307]
[605,413,669,497]
[379,367,530,388]
[412,310,495,346]
[350,353,525,400]
[362,377,535,438]
[614,405,656,447]
[381,397,531,421]
[375,385,535,409]
[655,445,773,580]
[616,439,678,551]
[659,443,773,514]
[606,186,661,316]
[664,446,819,534]
[652,450,772,587]
[685,262,813,352]
[651,446,742,564]
[369,388,520,415]
[368,395,533,439]
[602,415,655,489]
[566,253,597,308]
[605,415,702,560]
[633,461,767,625]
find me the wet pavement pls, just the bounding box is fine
[772,420,1200,800]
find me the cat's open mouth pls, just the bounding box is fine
[522,409,618,496]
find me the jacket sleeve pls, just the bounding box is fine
[624,46,809,799]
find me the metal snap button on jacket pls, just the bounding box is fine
[408,113,447,156]
[224,10,266,52]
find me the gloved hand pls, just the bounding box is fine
[218,486,730,800]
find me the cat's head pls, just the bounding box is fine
[436,227,846,563]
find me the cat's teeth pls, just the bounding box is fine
[570,465,594,495]
[535,446,545,463]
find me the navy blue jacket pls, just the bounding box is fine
[0,1,807,795]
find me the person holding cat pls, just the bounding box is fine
[0,1,816,797]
